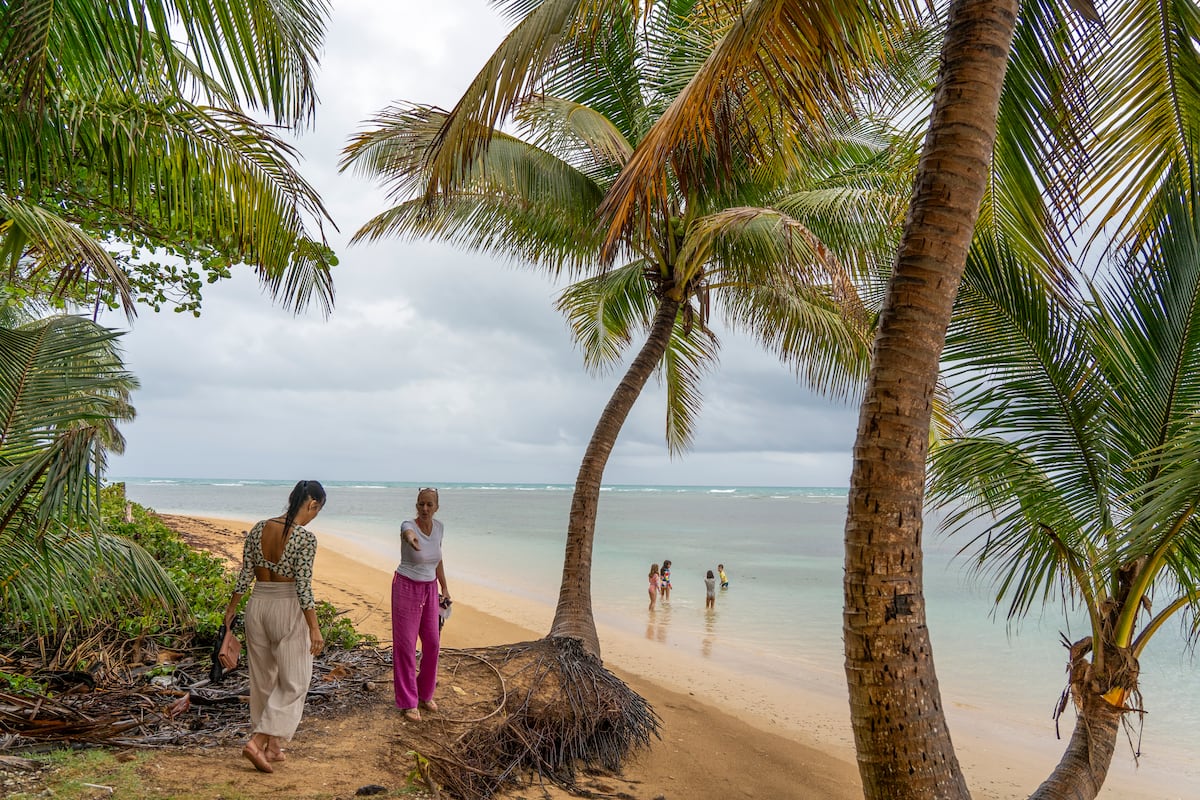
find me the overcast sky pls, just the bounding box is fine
[103,0,861,487]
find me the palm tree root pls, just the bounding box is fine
[409,637,661,799]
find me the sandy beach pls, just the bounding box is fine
[167,513,1192,800]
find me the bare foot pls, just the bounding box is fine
[242,741,274,773]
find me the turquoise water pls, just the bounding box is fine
[117,476,1200,783]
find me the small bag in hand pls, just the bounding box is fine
[209,623,242,682]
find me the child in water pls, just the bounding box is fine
[718,563,729,589]
[660,559,672,600]
[705,570,717,609]
[648,563,661,610]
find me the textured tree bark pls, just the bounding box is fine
[1028,690,1124,800]
[842,0,1019,796]
[549,294,682,657]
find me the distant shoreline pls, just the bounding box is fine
[112,476,852,493]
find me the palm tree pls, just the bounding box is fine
[930,181,1200,799]
[342,0,900,657]
[595,0,1109,794]
[0,313,187,635]
[0,0,337,317]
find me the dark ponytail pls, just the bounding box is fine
[282,479,326,538]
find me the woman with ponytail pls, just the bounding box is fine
[222,479,326,773]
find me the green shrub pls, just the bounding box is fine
[100,486,375,649]
[317,601,378,649]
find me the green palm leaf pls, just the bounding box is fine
[0,0,329,126]
[0,521,188,637]
[0,196,133,310]
[660,310,719,454]
[556,262,656,372]
[0,316,135,532]
[345,104,608,275]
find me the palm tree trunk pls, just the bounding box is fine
[842,0,1019,796]
[1028,690,1123,800]
[549,294,682,657]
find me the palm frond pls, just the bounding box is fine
[0,195,134,313]
[0,521,189,637]
[1084,0,1200,243]
[346,106,609,275]
[689,206,874,394]
[555,261,656,372]
[1,90,336,316]
[0,315,136,534]
[599,0,921,254]
[928,435,1097,621]
[421,0,633,192]
[517,95,635,176]
[0,0,330,126]
[660,313,719,455]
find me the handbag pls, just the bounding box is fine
[209,623,242,682]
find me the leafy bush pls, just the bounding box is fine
[100,485,376,649]
[101,487,234,641]
[317,601,378,649]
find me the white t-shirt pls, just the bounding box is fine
[396,518,444,582]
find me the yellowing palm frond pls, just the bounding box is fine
[600,0,920,254]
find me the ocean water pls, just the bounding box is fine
[117,477,1199,784]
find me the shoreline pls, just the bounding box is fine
[176,513,1192,800]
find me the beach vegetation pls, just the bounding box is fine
[100,488,236,638]
[315,601,379,650]
[0,314,189,641]
[0,670,47,697]
[0,0,337,318]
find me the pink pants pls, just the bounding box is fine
[391,572,440,709]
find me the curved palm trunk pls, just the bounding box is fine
[843,0,1018,797]
[1029,690,1123,800]
[549,294,682,658]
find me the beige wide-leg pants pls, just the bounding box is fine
[244,581,313,741]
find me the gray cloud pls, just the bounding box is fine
[103,0,858,488]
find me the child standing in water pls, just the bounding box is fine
[660,559,672,601]
[648,563,661,610]
[705,570,717,609]
[718,563,729,589]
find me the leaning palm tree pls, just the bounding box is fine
[0,0,337,317]
[341,2,908,792]
[930,180,1200,799]
[343,0,899,658]
[0,313,187,636]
